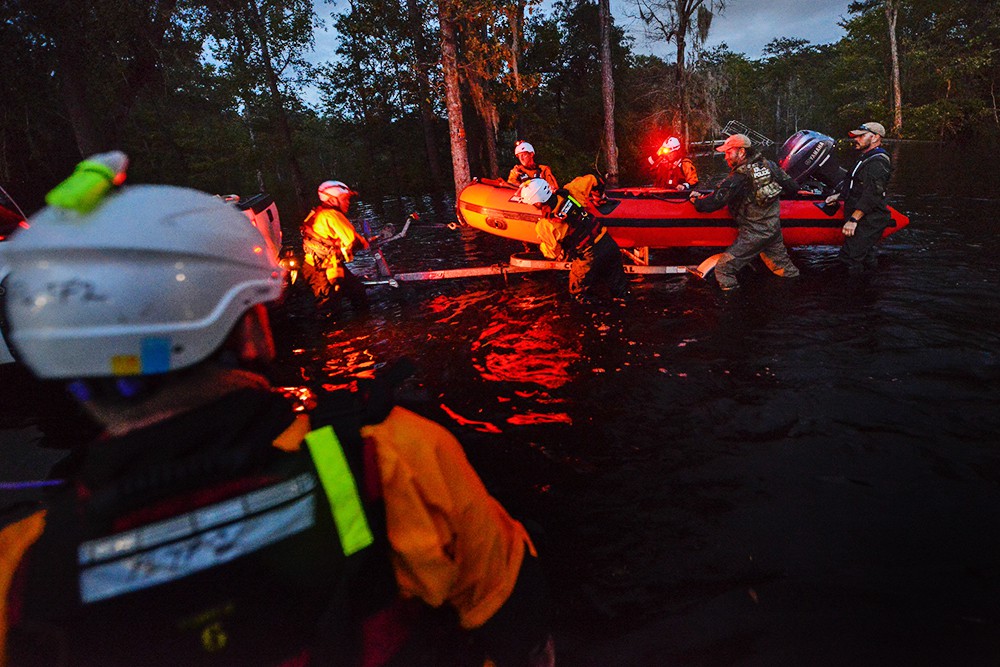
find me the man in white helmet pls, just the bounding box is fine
[301,180,369,312]
[519,175,630,303]
[0,161,554,666]
[507,140,558,192]
[650,136,699,191]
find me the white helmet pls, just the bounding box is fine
[317,180,355,204]
[518,178,553,206]
[513,140,535,156]
[658,136,682,156]
[0,185,284,379]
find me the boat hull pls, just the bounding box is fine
[456,180,910,248]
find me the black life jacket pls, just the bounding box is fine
[7,388,398,667]
[846,148,891,201]
[554,194,603,256]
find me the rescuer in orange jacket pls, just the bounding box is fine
[650,136,699,191]
[301,180,369,312]
[0,162,554,666]
[507,141,559,192]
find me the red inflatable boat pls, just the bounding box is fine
[456,179,910,249]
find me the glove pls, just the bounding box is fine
[825,193,841,205]
[842,220,858,237]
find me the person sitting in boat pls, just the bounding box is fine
[301,180,369,312]
[519,175,630,303]
[507,140,559,192]
[689,133,801,291]
[0,160,555,667]
[650,136,699,191]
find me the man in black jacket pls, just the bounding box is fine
[691,134,801,291]
[829,121,893,274]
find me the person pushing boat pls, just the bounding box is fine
[690,133,802,291]
[519,175,630,303]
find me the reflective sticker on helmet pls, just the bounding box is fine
[111,355,141,376]
[141,337,172,374]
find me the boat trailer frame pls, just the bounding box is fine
[359,213,722,287]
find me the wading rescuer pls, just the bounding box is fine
[519,175,630,303]
[0,157,555,666]
[825,121,893,275]
[690,133,803,291]
[650,136,699,191]
[301,180,369,312]
[507,141,559,192]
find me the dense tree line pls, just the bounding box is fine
[1,0,996,223]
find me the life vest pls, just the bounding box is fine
[555,194,603,256]
[510,164,541,183]
[737,156,783,206]
[6,389,398,667]
[656,158,697,189]
[301,208,342,262]
[846,148,891,199]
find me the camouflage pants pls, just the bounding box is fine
[715,226,800,289]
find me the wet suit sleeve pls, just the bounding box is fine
[1,510,47,666]
[361,407,533,630]
[692,172,745,213]
[853,158,891,216]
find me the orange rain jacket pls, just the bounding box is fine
[0,403,534,664]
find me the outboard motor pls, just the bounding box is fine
[777,130,847,192]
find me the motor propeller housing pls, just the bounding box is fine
[777,130,847,191]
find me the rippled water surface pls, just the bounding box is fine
[267,143,1000,662]
[5,143,1000,664]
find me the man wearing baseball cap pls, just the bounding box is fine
[689,133,802,291]
[828,121,892,274]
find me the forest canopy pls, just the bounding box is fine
[1,0,997,219]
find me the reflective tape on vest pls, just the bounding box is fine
[305,426,374,556]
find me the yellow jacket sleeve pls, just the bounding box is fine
[360,407,533,630]
[1,510,46,666]
[534,217,568,260]
[563,174,597,205]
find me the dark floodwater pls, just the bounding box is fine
[4,142,1000,664]
[269,142,1000,663]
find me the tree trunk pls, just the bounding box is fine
[598,0,619,186]
[510,0,526,137]
[675,20,688,141]
[438,7,471,196]
[406,0,445,191]
[246,0,307,214]
[886,0,903,136]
